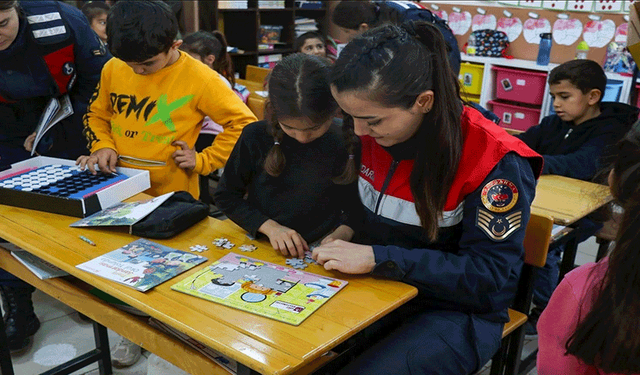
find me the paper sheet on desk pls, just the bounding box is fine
[254,91,268,97]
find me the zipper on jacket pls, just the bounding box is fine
[374,160,399,215]
[563,128,573,139]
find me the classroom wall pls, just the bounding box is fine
[327,1,630,66]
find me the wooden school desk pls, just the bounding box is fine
[0,197,417,375]
[532,174,612,282]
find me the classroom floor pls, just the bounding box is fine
[3,178,603,374]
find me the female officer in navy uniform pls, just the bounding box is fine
[313,21,542,374]
[0,0,110,352]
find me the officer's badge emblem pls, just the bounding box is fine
[62,62,74,75]
[476,208,522,241]
[481,179,518,213]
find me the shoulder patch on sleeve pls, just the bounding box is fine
[476,208,523,242]
[481,179,519,213]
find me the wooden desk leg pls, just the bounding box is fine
[559,235,579,283]
[93,322,112,375]
[0,314,15,375]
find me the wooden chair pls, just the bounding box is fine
[247,96,266,120]
[595,208,621,261]
[489,212,554,375]
[245,65,271,83]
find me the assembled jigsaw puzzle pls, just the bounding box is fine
[0,164,127,198]
[171,253,348,325]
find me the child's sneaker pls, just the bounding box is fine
[111,336,142,368]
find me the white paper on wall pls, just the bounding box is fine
[553,18,584,45]
[624,0,637,13]
[499,0,521,6]
[449,11,473,35]
[583,19,616,47]
[595,0,623,12]
[472,14,498,31]
[566,0,595,12]
[497,17,524,41]
[543,0,568,10]
[614,22,628,44]
[519,0,544,7]
[523,18,552,43]
[433,10,448,22]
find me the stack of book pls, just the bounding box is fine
[258,54,282,69]
[295,17,319,37]
[218,1,248,9]
[258,0,285,8]
[295,0,323,9]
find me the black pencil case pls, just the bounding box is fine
[131,191,209,239]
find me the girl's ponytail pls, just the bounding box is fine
[263,99,286,177]
[212,31,235,86]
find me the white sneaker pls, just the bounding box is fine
[111,336,142,368]
[147,353,191,375]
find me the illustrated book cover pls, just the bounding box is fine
[171,253,348,325]
[76,238,206,292]
[70,192,174,231]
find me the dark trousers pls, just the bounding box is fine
[337,308,502,375]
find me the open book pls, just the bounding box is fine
[31,95,73,156]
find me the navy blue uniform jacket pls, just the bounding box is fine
[0,1,110,166]
[355,107,542,362]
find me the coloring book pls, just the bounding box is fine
[171,253,348,325]
[76,238,206,292]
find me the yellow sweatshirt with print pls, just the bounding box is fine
[83,52,257,197]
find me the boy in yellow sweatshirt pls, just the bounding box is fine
[77,0,256,199]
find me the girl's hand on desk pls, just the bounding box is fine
[171,140,196,170]
[258,219,309,258]
[321,225,354,244]
[313,241,376,274]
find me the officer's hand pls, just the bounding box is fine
[23,133,36,153]
[313,240,376,274]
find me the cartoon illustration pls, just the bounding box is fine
[172,253,348,325]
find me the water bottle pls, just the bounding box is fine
[466,33,477,56]
[537,33,552,66]
[575,41,589,60]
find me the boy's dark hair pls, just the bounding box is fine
[331,21,463,241]
[332,1,404,30]
[265,53,358,184]
[565,122,640,373]
[294,32,325,53]
[81,1,110,23]
[0,1,17,11]
[107,0,178,62]
[549,59,607,103]
[181,30,235,86]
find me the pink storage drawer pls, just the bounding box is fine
[493,66,547,106]
[636,84,640,108]
[489,100,541,132]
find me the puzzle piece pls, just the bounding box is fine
[303,251,318,265]
[285,258,305,267]
[291,263,308,270]
[239,244,257,252]
[213,238,235,249]
[189,245,209,253]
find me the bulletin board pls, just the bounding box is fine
[414,2,629,66]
